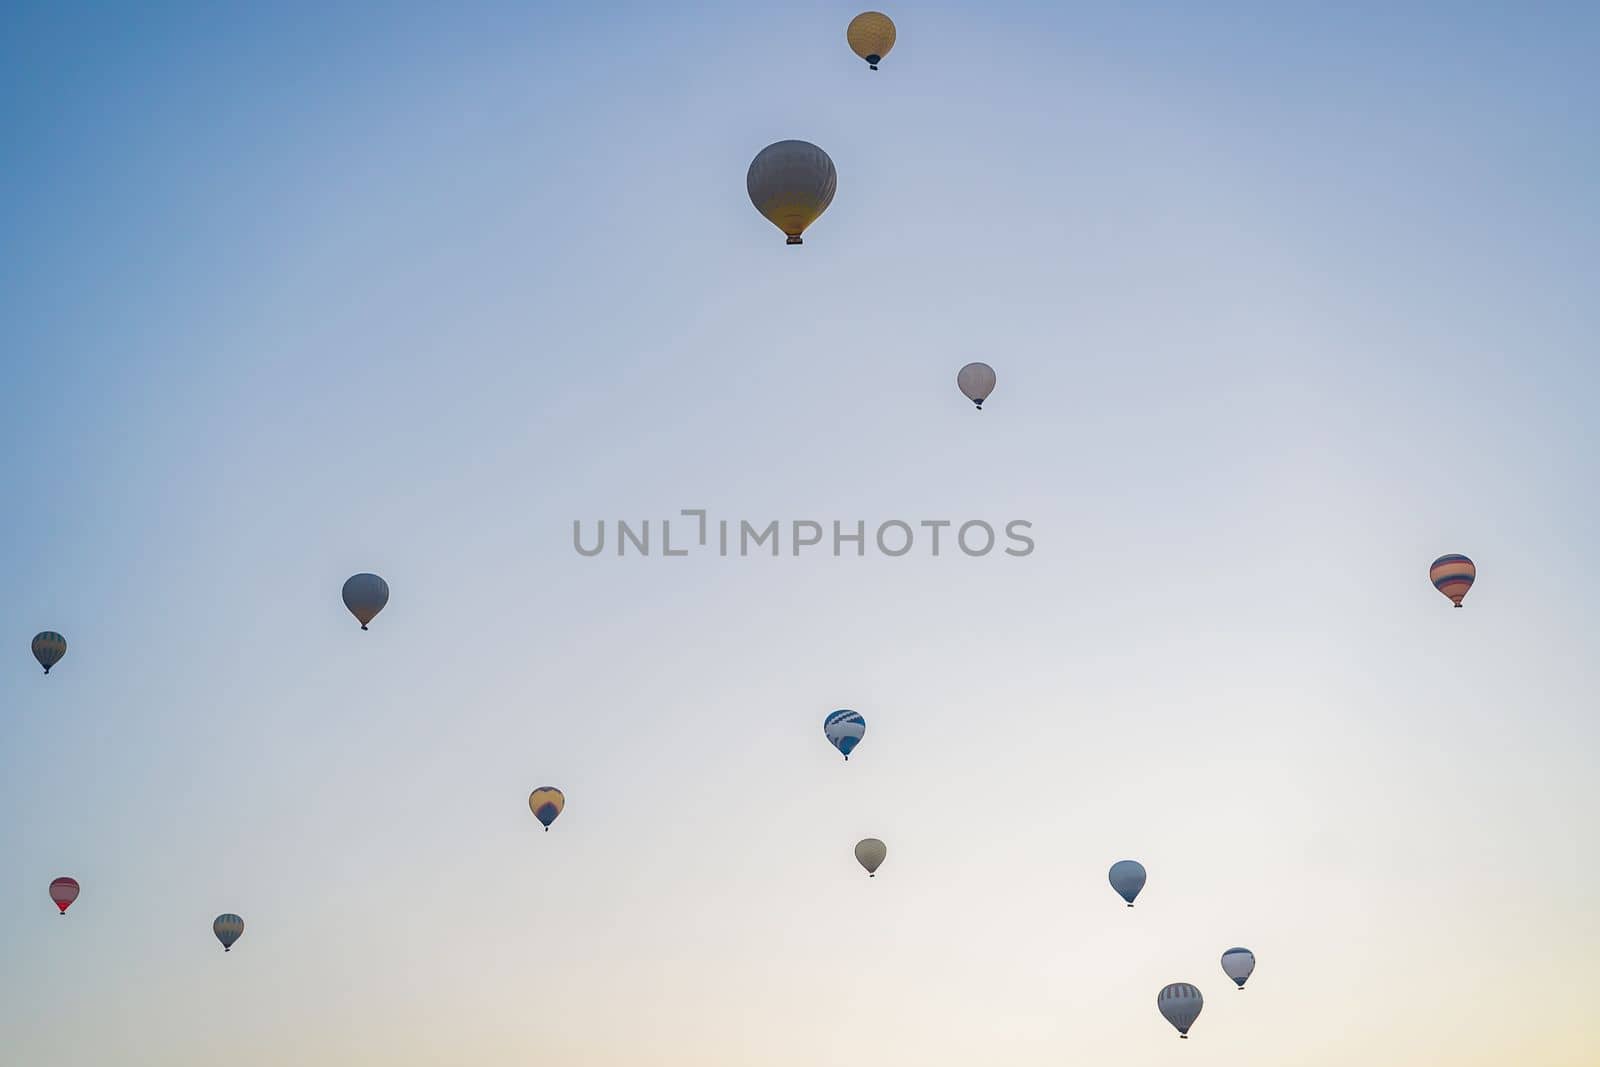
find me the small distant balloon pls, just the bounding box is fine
[529,787,565,831]
[1157,983,1203,1038]
[1430,554,1475,608]
[747,140,837,246]
[1221,947,1255,989]
[214,913,245,952]
[1109,859,1146,906]
[342,573,390,630]
[847,12,897,70]
[50,877,79,916]
[32,632,67,675]
[957,363,996,409]
[855,838,886,877]
[824,709,866,760]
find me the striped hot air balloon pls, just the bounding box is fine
[528,787,565,831]
[32,632,67,674]
[50,877,79,916]
[1157,983,1203,1038]
[1429,554,1476,607]
[214,913,244,952]
[823,709,866,760]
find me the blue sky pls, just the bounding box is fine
[3,3,1597,1064]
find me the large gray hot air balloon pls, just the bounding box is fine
[341,573,389,630]
[1221,947,1255,989]
[213,913,244,952]
[855,838,886,877]
[1108,859,1146,906]
[747,141,837,245]
[957,363,996,409]
[1157,983,1203,1038]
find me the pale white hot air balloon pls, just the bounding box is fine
[855,838,886,877]
[1157,983,1203,1038]
[957,363,996,409]
[341,573,389,630]
[1221,947,1255,989]
[747,141,837,246]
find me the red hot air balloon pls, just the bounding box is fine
[50,877,80,916]
[1430,554,1476,607]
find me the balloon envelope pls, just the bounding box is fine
[342,573,390,629]
[855,838,886,876]
[214,913,245,951]
[1429,554,1475,607]
[1221,947,1255,988]
[824,709,866,759]
[1109,859,1146,905]
[957,363,996,408]
[846,11,896,69]
[747,140,837,245]
[1158,983,1203,1037]
[49,876,79,915]
[32,631,66,674]
[529,787,565,830]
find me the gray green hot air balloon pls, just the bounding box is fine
[855,838,886,877]
[747,141,837,245]
[213,913,244,952]
[32,632,67,674]
[1109,859,1146,906]
[342,573,389,630]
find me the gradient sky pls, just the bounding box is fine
[3,2,1598,1064]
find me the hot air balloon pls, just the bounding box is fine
[1221,947,1255,989]
[957,363,996,409]
[214,913,245,952]
[847,12,897,70]
[855,838,886,877]
[529,787,565,831]
[1157,983,1203,1038]
[824,709,866,760]
[1430,554,1475,608]
[32,632,66,674]
[1109,859,1146,906]
[342,573,389,630]
[49,877,79,916]
[747,141,837,246]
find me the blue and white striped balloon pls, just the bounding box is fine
[823,709,866,760]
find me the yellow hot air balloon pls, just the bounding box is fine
[847,12,897,70]
[528,787,565,831]
[747,141,837,246]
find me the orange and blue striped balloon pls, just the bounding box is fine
[1430,554,1476,607]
